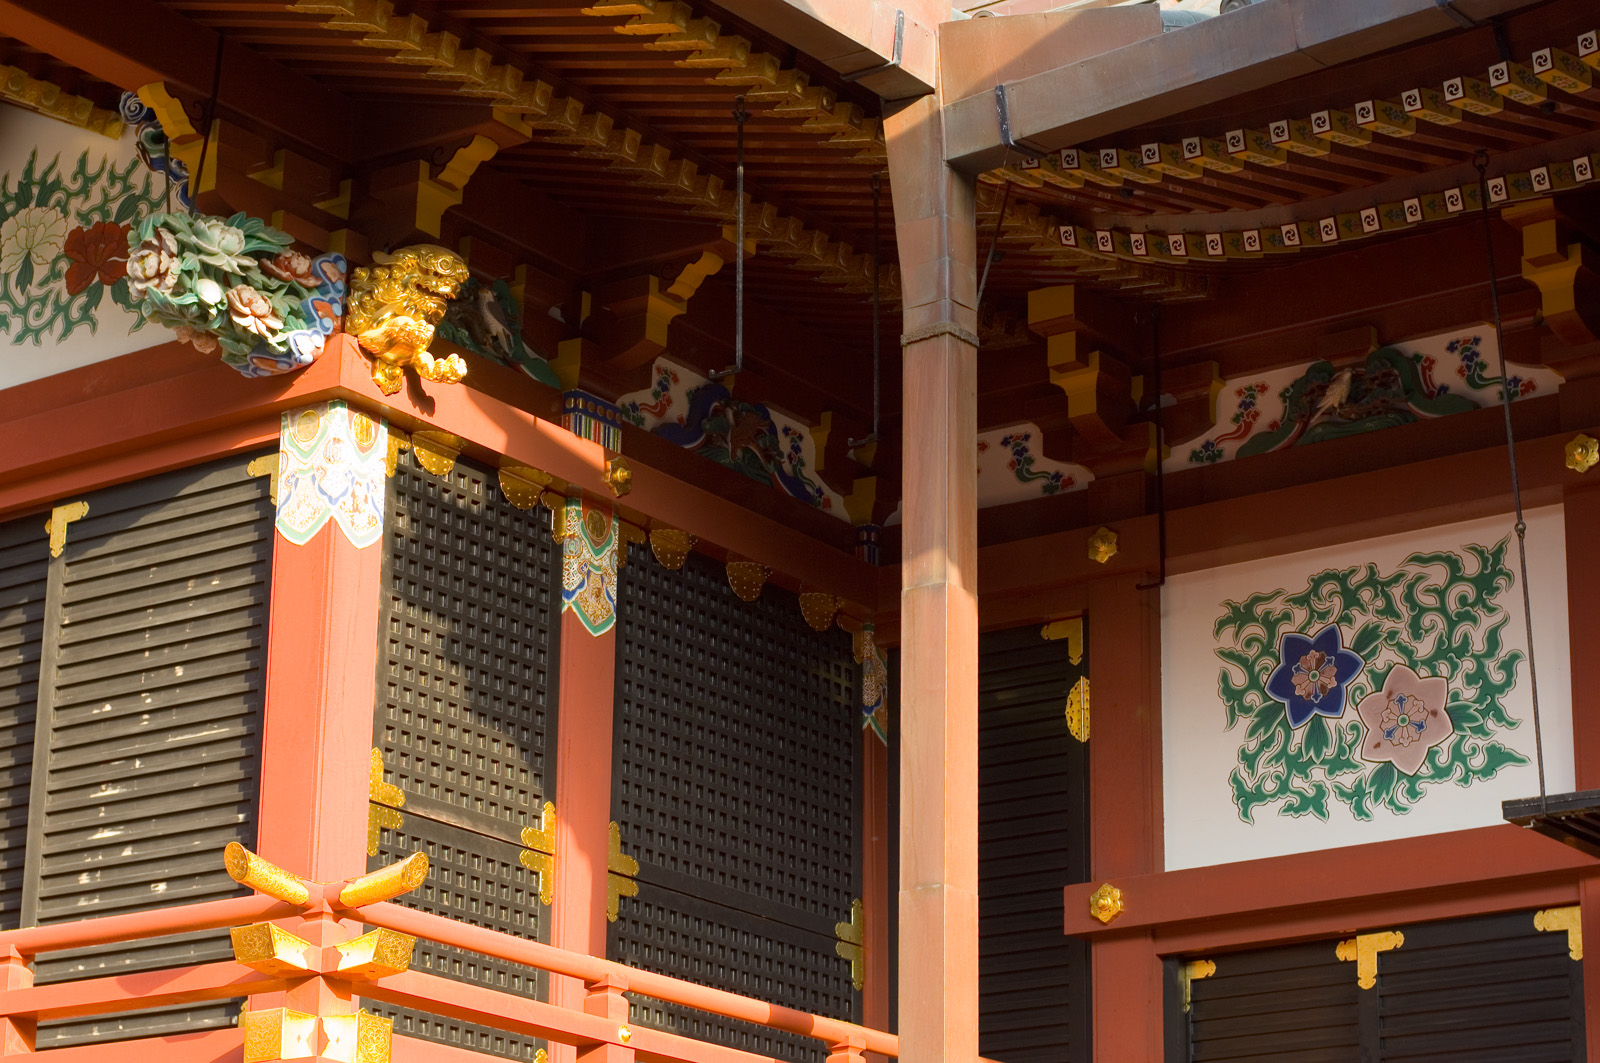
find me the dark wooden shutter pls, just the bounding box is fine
[978,625,1091,1063]
[610,545,861,1063]
[1181,940,1360,1062]
[0,514,49,930]
[369,454,559,1061]
[1176,909,1584,1062]
[1375,909,1583,1062]
[23,456,273,1046]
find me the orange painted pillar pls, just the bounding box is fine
[549,612,621,1063]
[1562,487,1600,1058]
[256,515,382,882]
[1087,573,1164,1062]
[861,731,891,1041]
[885,93,980,1063]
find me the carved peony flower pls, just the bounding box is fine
[191,217,253,271]
[0,205,67,275]
[127,228,180,298]
[63,221,131,295]
[260,249,316,286]
[174,324,219,354]
[194,276,225,305]
[1265,624,1364,728]
[1356,664,1453,776]
[226,284,283,338]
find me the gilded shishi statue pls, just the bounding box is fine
[345,245,472,394]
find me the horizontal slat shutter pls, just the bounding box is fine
[370,455,558,1061]
[610,545,860,1063]
[978,626,1090,1063]
[0,514,48,930]
[1376,909,1583,1062]
[27,456,273,1046]
[1185,941,1361,1062]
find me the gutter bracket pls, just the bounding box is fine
[842,10,906,83]
[994,83,1049,157]
[1435,0,1479,29]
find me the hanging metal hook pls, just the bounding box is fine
[711,97,751,384]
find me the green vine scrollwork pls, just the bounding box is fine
[1214,538,1529,824]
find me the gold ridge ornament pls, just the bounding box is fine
[345,245,471,395]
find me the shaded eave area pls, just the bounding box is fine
[943,0,1554,172]
[708,0,942,97]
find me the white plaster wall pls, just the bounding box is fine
[1161,506,1573,870]
[0,103,167,394]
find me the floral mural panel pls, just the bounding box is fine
[1166,329,1564,472]
[976,422,1092,507]
[618,356,846,516]
[1161,507,1573,871]
[0,100,172,390]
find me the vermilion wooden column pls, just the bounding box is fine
[1562,486,1600,1059]
[1087,573,1164,1063]
[549,613,620,1063]
[861,731,891,1043]
[256,519,381,882]
[886,93,980,1063]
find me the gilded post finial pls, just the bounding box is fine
[338,852,430,908]
[223,842,311,906]
[604,457,633,496]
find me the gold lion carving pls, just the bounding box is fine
[345,245,472,395]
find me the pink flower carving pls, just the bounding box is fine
[1355,664,1453,776]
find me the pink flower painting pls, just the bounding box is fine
[1355,664,1454,776]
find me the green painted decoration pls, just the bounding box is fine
[1214,537,1529,823]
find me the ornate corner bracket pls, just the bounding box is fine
[834,899,865,991]
[368,748,405,858]
[1535,905,1583,960]
[607,822,640,922]
[1336,930,1403,989]
[44,501,89,558]
[1065,677,1090,743]
[518,801,558,906]
[1180,958,1216,1012]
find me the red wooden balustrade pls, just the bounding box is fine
[0,894,898,1063]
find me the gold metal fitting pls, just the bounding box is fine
[336,928,417,981]
[338,852,429,908]
[224,842,311,906]
[604,456,633,496]
[230,922,314,976]
[322,1008,393,1063]
[1087,526,1119,564]
[1088,882,1124,925]
[1335,930,1403,989]
[1566,433,1598,473]
[241,1006,318,1063]
[618,1026,632,1044]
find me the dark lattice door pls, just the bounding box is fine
[610,546,861,1063]
[369,453,559,1060]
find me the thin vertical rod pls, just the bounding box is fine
[1475,153,1547,805]
[872,171,882,444]
[852,173,884,449]
[192,37,226,209]
[1137,307,1167,591]
[735,96,748,376]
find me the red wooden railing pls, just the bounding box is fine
[0,849,896,1063]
